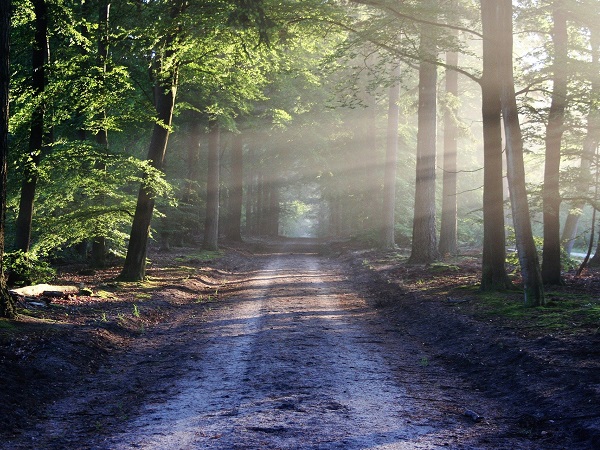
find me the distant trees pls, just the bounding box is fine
[203,121,220,251]
[227,132,244,242]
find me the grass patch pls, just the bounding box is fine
[174,250,222,264]
[136,278,161,288]
[428,262,460,272]
[473,290,600,332]
[94,290,117,299]
[0,319,17,331]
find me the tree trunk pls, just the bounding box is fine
[181,121,201,204]
[267,179,280,236]
[91,1,110,268]
[227,132,243,241]
[244,145,254,235]
[15,0,48,252]
[362,91,379,232]
[480,0,511,290]
[562,30,600,255]
[0,0,15,318]
[541,1,568,285]
[409,24,439,264]
[120,54,178,281]
[203,120,220,250]
[439,47,459,257]
[498,0,545,306]
[257,170,266,235]
[380,63,401,249]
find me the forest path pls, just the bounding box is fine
[4,249,549,449]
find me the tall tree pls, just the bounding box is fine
[119,0,183,281]
[439,44,459,257]
[480,0,511,290]
[245,144,256,234]
[498,0,545,306]
[203,120,220,251]
[561,29,600,255]
[0,0,15,318]
[380,62,401,249]
[541,1,568,285]
[14,0,48,252]
[91,0,111,268]
[266,177,280,236]
[409,22,439,264]
[227,132,244,241]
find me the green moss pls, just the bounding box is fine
[474,290,600,331]
[174,250,222,264]
[0,319,17,330]
[428,262,460,272]
[94,290,117,299]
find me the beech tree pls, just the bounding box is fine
[561,22,600,255]
[14,0,48,252]
[119,0,184,281]
[227,132,244,242]
[439,45,459,257]
[0,0,15,318]
[480,0,511,290]
[203,121,220,251]
[90,0,111,268]
[380,62,401,250]
[497,0,545,306]
[541,1,568,285]
[409,22,439,264]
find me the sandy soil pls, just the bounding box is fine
[1,240,598,449]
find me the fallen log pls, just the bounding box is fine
[9,284,78,299]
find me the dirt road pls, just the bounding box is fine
[4,251,566,449]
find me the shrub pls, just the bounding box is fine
[3,251,56,287]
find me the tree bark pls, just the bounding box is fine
[257,170,266,234]
[91,0,111,268]
[267,179,280,236]
[439,47,459,257]
[362,91,379,232]
[120,52,178,281]
[244,145,255,235]
[181,120,201,206]
[562,30,600,256]
[541,1,568,285]
[0,0,15,318]
[498,0,545,306]
[380,63,401,249]
[227,132,243,241]
[203,120,220,250]
[15,0,48,252]
[480,0,511,290]
[409,24,439,264]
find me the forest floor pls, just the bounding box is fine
[0,237,599,449]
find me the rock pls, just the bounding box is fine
[464,409,483,422]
